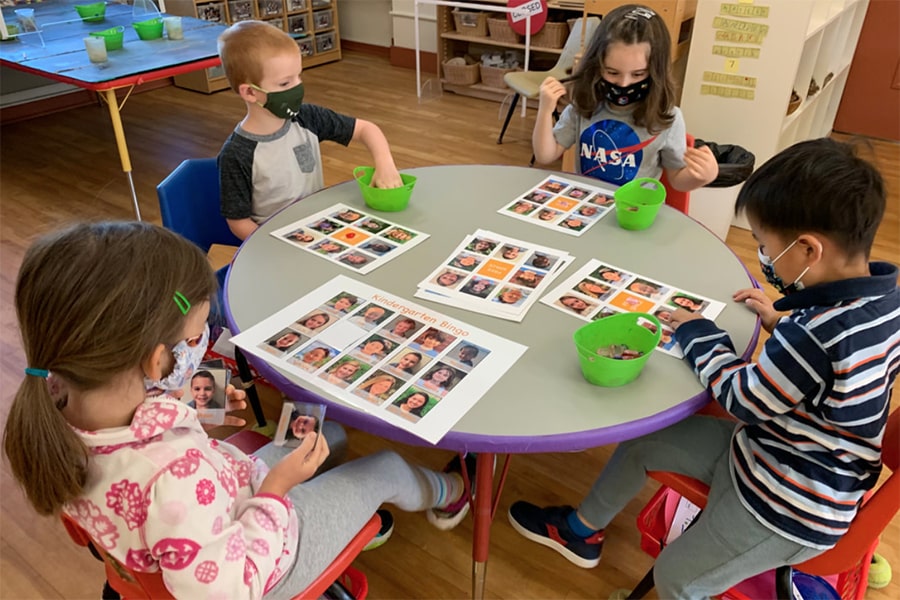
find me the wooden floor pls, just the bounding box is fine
[0,50,897,600]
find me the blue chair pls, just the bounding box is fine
[156,157,242,253]
[157,158,268,429]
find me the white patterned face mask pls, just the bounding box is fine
[144,324,209,392]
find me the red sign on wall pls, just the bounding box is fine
[507,0,548,36]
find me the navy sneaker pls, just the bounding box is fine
[507,502,604,568]
[426,453,478,530]
[363,509,394,551]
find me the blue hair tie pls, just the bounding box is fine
[25,367,49,378]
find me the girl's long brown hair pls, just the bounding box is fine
[4,222,216,515]
[571,4,676,134]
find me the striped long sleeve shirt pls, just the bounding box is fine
[674,262,900,549]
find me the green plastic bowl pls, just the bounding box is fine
[354,166,416,212]
[75,3,107,23]
[573,312,661,387]
[90,26,124,50]
[133,18,164,40]
[614,178,666,231]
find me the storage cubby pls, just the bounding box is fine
[168,0,341,93]
[680,0,869,231]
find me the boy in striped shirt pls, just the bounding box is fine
[508,138,899,598]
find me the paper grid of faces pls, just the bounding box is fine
[415,229,574,322]
[270,203,428,274]
[499,175,617,236]
[540,259,727,358]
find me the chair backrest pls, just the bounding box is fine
[157,158,242,253]
[59,430,381,599]
[553,17,601,74]
[658,133,695,215]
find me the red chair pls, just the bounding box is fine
[657,133,695,215]
[61,431,380,600]
[628,409,900,600]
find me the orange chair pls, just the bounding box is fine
[628,408,900,600]
[61,431,381,600]
[657,133,695,215]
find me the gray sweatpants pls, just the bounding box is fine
[578,415,823,599]
[255,443,443,598]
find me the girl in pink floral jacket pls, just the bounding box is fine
[4,222,472,599]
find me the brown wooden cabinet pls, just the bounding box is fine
[167,0,341,93]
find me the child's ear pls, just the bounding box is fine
[141,343,168,380]
[798,234,824,262]
[237,83,260,103]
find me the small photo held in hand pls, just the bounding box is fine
[184,367,229,426]
[275,401,327,448]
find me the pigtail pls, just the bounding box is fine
[4,376,88,516]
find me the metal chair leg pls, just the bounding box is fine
[234,346,267,428]
[774,565,792,600]
[497,93,521,144]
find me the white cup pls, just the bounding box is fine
[84,36,108,63]
[163,16,183,40]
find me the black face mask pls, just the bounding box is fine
[599,77,651,106]
[251,82,305,119]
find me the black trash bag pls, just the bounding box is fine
[694,139,756,188]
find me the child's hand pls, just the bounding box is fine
[260,433,331,495]
[371,166,403,189]
[539,77,567,111]
[200,384,247,431]
[683,145,719,187]
[669,308,704,330]
[734,288,781,333]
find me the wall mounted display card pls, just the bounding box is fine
[270,203,429,274]
[230,275,527,444]
[414,229,574,322]
[275,401,327,448]
[498,175,617,237]
[540,259,727,358]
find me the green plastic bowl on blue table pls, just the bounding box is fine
[75,3,107,23]
[354,166,417,212]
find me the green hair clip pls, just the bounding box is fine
[173,291,191,315]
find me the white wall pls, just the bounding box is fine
[390,0,437,53]
[337,0,393,47]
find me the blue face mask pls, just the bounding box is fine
[758,240,809,295]
[144,324,209,392]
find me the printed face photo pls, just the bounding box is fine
[499,245,526,261]
[354,334,395,362]
[416,363,464,397]
[466,237,498,255]
[667,293,708,313]
[511,267,544,289]
[310,218,343,234]
[311,239,347,255]
[627,278,667,300]
[591,306,621,320]
[338,251,371,269]
[361,240,397,255]
[523,190,552,204]
[352,303,393,328]
[287,413,320,440]
[433,269,465,289]
[589,193,615,206]
[574,279,611,299]
[449,252,482,272]
[185,368,227,411]
[533,207,561,222]
[451,341,488,369]
[284,227,316,244]
[590,265,631,286]
[382,227,416,243]
[565,187,591,200]
[384,316,422,339]
[320,357,370,388]
[559,217,587,231]
[556,295,598,315]
[293,310,332,333]
[333,209,363,223]
[658,326,678,351]
[262,328,306,354]
[389,388,437,422]
[328,292,361,314]
[538,179,569,194]
[460,277,497,299]
[275,402,326,448]
[413,328,455,353]
[493,285,529,307]
[577,205,601,218]
[654,306,674,325]
[388,350,430,376]
[288,342,338,372]
[507,200,538,215]
[353,370,402,405]
[529,253,556,270]
[358,217,390,233]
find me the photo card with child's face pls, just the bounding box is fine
[183,366,229,425]
[275,401,327,448]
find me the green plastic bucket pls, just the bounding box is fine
[133,18,164,40]
[75,2,106,23]
[90,26,125,50]
[354,166,416,212]
[614,178,666,230]
[573,312,661,387]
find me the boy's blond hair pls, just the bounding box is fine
[218,20,299,93]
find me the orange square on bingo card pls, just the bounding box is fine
[477,259,515,280]
[332,228,371,245]
[608,291,655,313]
[547,197,578,212]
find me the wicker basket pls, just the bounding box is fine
[480,64,521,90]
[487,17,521,43]
[531,21,569,49]
[452,10,489,37]
[443,58,480,86]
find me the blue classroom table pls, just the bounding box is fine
[0,2,226,219]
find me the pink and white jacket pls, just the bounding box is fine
[65,395,299,599]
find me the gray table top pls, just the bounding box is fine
[226,165,760,453]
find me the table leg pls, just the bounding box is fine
[470,452,514,600]
[100,88,142,221]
